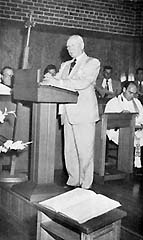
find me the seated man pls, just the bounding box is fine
[0,66,14,95]
[95,65,121,99]
[105,81,143,173]
[135,67,143,104]
[43,64,57,77]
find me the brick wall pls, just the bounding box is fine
[135,2,143,36]
[0,0,142,37]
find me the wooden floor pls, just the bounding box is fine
[0,170,143,240]
[93,176,143,240]
[0,208,33,240]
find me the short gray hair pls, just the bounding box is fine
[67,35,84,49]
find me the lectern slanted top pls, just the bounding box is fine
[13,68,78,103]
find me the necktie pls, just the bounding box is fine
[106,80,109,90]
[69,59,76,74]
[139,81,142,93]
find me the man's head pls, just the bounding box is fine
[123,81,137,101]
[66,35,84,59]
[135,68,143,82]
[1,66,14,87]
[103,66,112,80]
[44,64,57,77]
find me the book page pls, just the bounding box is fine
[60,194,121,223]
[39,188,95,212]
[39,188,121,224]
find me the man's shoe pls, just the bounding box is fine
[63,185,76,190]
[64,184,81,190]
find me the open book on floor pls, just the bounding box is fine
[39,188,121,224]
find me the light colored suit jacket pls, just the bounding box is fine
[56,52,100,124]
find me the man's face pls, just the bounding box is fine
[103,69,112,80]
[123,84,137,101]
[2,68,14,87]
[48,69,56,77]
[67,38,83,58]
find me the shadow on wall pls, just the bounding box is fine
[60,46,72,63]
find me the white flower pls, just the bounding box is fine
[3,140,13,150]
[9,140,32,151]
[0,110,6,123]
[10,140,25,150]
[0,140,32,154]
[0,145,3,153]
[1,140,13,153]
[1,146,8,153]
[0,107,16,124]
[0,107,31,155]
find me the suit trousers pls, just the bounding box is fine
[64,121,96,189]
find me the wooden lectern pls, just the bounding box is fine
[35,196,126,240]
[11,68,78,201]
[94,113,136,183]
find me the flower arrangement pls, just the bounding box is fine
[0,140,32,154]
[0,108,32,154]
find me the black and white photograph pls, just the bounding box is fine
[0,0,143,239]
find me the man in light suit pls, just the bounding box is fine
[44,35,100,189]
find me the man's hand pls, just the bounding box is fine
[43,72,55,82]
[121,110,130,113]
[40,74,62,87]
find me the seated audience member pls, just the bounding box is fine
[105,81,143,174]
[0,66,14,95]
[43,64,57,78]
[135,67,143,104]
[95,65,121,99]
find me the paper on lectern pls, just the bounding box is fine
[40,79,76,92]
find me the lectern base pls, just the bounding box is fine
[0,171,28,183]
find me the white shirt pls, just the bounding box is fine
[0,83,11,95]
[102,78,113,92]
[105,93,143,125]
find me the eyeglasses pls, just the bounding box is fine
[3,73,13,77]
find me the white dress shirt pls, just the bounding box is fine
[0,83,11,95]
[102,78,113,92]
